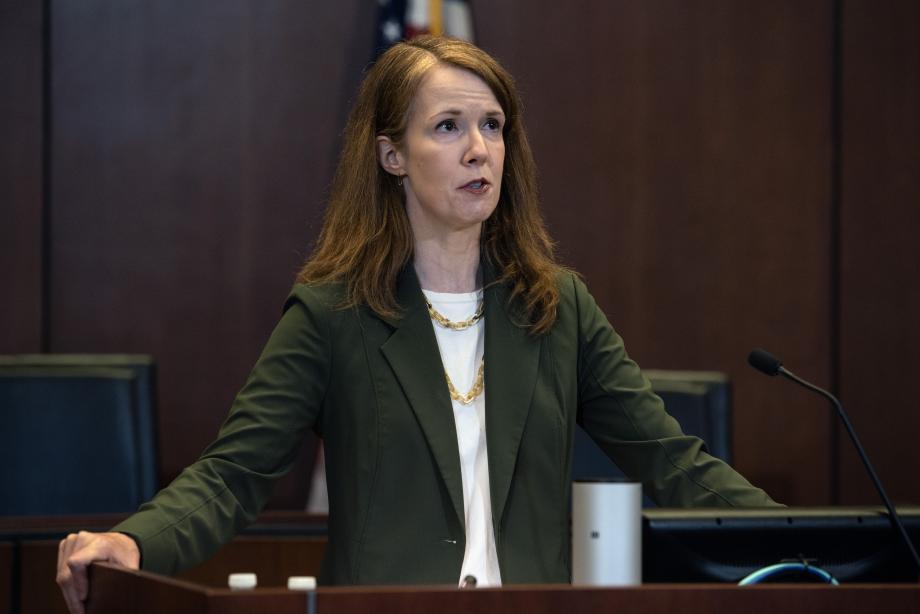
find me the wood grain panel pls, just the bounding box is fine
[839,0,920,504]
[48,2,375,507]
[20,541,68,614]
[0,542,10,614]
[88,563,920,614]
[313,585,920,614]
[474,1,835,504]
[0,0,43,353]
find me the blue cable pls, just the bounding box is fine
[738,562,840,586]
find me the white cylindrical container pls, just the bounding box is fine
[571,479,642,586]
[228,573,258,590]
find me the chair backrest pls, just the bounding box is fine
[0,355,158,515]
[571,370,732,500]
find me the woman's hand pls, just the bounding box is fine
[56,531,140,614]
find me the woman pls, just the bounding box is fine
[57,35,776,611]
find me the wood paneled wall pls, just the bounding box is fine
[1,1,917,507]
[476,0,834,504]
[0,0,44,354]
[839,0,920,504]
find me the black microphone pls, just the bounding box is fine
[747,347,782,376]
[748,348,920,574]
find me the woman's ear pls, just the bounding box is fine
[376,136,405,177]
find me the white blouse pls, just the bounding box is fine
[423,288,501,588]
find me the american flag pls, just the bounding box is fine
[375,0,475,56]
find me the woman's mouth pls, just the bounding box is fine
[460,179,490,194]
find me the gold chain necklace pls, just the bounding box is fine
[425,293,485,403]
[426,299,484,330]
[446,360,485,405]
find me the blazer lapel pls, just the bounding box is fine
[483,269,543,530]
[378,268,466,530]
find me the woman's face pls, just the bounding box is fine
[378,64,506,240]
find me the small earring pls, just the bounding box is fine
[396,175,404,187]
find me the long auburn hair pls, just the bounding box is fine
[298,36,564,334]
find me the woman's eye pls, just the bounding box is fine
[484,118,502,131]
[436,119,457,132]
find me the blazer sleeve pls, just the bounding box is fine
[571,275,779,507]
[112,286,334,574]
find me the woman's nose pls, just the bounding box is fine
[464,129,488,165]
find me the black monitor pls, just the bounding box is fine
[642,507,920,583]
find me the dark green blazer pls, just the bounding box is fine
[114,267,776,585]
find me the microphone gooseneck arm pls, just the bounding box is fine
[750,346,920,572]
[778,365,920,570]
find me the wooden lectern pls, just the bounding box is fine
[88,563,920,614]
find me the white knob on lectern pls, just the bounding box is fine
[287,576,317,590]
[228,573,258,590]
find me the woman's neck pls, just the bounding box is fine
[413,229,481,293]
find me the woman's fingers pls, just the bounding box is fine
[56,531,140,614]
[57,532,88,614]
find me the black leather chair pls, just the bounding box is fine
[0,355,158,515]
[571,370,732,504]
